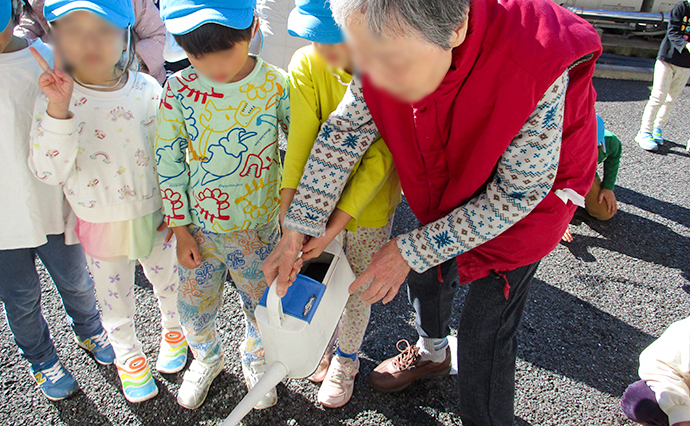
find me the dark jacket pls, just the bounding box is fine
[658,0,690,68]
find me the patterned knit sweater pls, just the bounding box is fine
[284,72,568,272]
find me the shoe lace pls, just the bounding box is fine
[391,339,420,370]
[91,330,110,348]
[327,362,353,386]
[41,362,67,383]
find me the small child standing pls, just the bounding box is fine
[622,316,690,426]
[157,0,289,410]
[0,0,113,401]
[29,0,185,403]
[283,0,401,408]
[635,0,690,151]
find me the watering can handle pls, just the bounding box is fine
[267,278,284,328]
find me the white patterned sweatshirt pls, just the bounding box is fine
[29,71,163,223]
[284,72,568,272]
[639,316,690,425]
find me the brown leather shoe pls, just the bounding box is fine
[369,340,451,392]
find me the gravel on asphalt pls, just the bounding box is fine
[1,77,689,426]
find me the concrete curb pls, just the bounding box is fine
[594,63,654,82]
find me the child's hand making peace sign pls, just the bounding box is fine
[30,47,74,120]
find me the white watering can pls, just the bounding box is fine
[222,240,356,426]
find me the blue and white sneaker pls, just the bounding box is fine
[652,127,664,145]
[75,329,115,365]
[30,356,80,401]
[635,132,658,151]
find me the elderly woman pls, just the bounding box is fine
[264,0,602,424]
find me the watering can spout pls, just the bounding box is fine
[222,361,289,426]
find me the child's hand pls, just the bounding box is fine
[172,226,202,269]
[598,188,618,215]
[301,228,338,261]
[157,221,174,244]
[562,228,574,243]
[301,208,352,261]
[30,47,73,120]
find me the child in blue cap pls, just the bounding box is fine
[282,0,401,408]
[0,0,114,402]
[158,0,289,411]
[562,114,621,242]
[29,0,186,403]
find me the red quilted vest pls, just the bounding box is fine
[361,0,603,284]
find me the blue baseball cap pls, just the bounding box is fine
[0,0,12,32]
[160,0,256,36]
[288,0,344,44]
[596,114,605,145]
[44,0,135,28]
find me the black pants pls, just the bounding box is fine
[407,260,540,426]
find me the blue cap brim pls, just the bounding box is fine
[164,7,254,35]
[596,114,605,145]
[0,1,11,33]
[287,7,344,44]
[45,1,132,28]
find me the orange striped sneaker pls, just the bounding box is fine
[155,329,188,374]
[116,355,158,403]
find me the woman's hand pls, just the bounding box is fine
[348,238,411,305]
[30,47,73,120]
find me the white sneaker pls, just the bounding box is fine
[686,138,690,152]
[317,355,359,408]
[176,355,224,410]
[242,358,277,410]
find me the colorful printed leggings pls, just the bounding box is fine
[86,232,181,364]
[177,222,279,368]
[338,216,395,355]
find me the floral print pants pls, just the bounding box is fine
[177,222,279,368]
[338,216,395,355]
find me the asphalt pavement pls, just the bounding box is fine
[1,77,689,425]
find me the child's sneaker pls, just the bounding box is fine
[652,127,664,145]
[242,358,277,410]
[177,354,225,410]
[317,355,360,408]
[309,329,339,383]
[686,138,690,152]
[156,330,188,374]
[29,356,80,401]
[75,329,115,365]
[635,132,658,151]
[116,356,158,403]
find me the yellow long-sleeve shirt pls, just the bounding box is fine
[283,46,401,232]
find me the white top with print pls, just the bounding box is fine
[30,71,163,223]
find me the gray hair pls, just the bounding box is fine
[329,0,470,49]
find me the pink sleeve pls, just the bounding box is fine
[13,0,49,41]
[132,0,166,84]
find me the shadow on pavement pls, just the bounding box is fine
[51,393,113,426]
[648,140,690,158]
[518,278,654,397]
[563,204,690,279]
[593,78,651,103]
[615,186,690,228]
